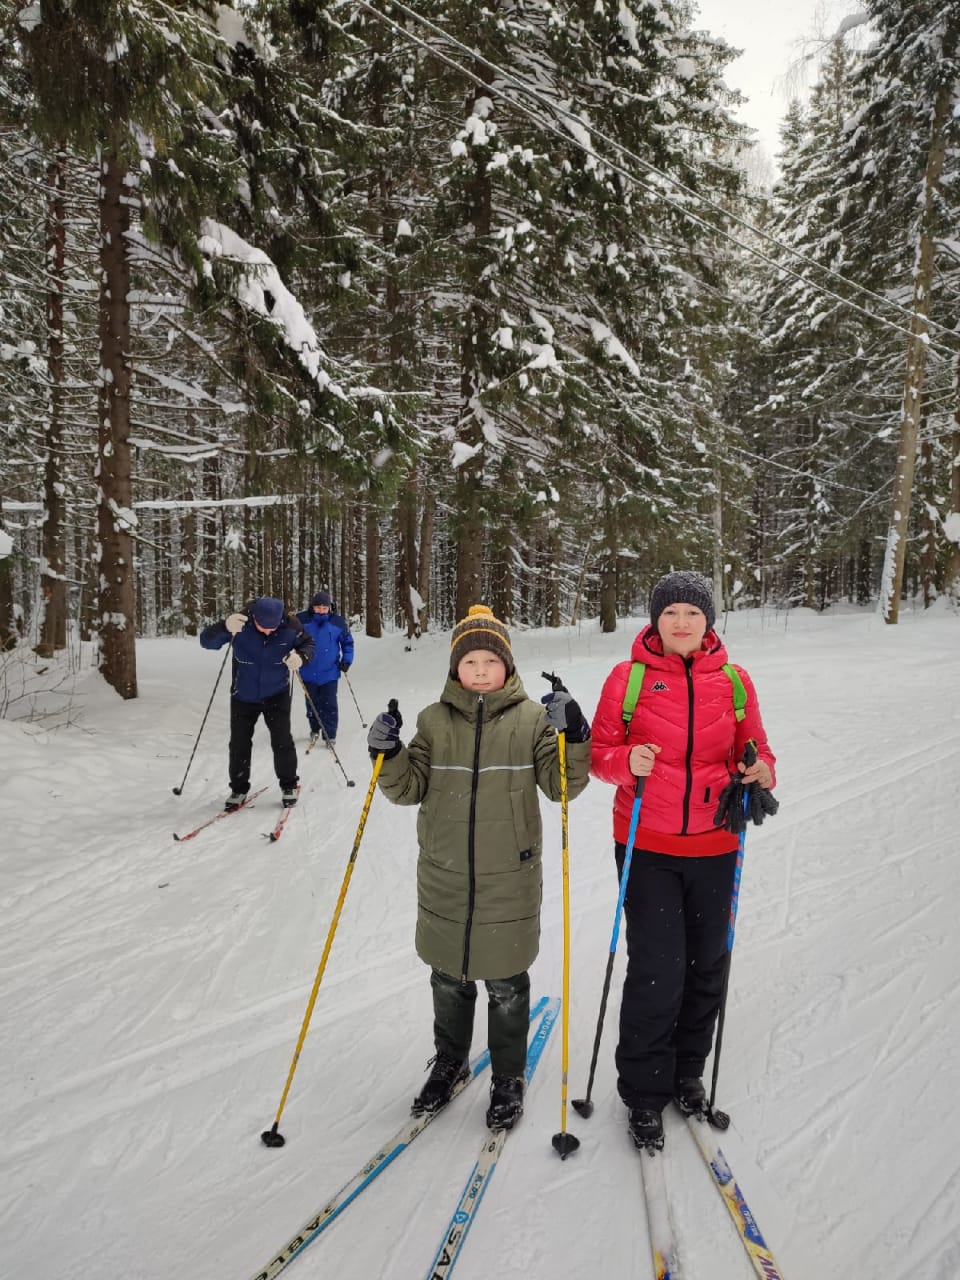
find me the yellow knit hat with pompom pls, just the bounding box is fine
[449,604,514,677]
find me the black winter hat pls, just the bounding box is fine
[311,590,332,607]
[649,571,716,633]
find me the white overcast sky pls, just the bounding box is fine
[691,0,863,165]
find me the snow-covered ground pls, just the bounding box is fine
[2,606,959,1280]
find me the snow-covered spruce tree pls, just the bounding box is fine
[839,1,960,622]
[752,43,893,609]
[356,0,747,625]
[5,1,245,696]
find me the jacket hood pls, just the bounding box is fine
[440,670,529,720]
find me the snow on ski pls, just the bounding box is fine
[640,1147,682,1280]
[685,1114,786,1280]
[249,996,551,1280]
[423,995,561,1280]
[172,787,268,842]
[265,791,300,843]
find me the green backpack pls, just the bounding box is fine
[621,661,747,735]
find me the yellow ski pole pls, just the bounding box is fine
[261,742,387,1148]
[551,728,579,1159]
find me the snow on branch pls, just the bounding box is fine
[198,219,347,402]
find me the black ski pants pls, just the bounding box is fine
[228,691,298,794]
[430,968,530,1078]
[614,843,736,1112]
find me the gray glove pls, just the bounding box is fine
[283,651,303,672]
[541,689,591,743]
[368,699,403,759]
[225,612,247,636]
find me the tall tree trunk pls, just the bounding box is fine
[455,84,493,621]
[599,495,618,634]
[365,506,382,637]
[880,72,953,623]
[418,490,435,634]
[96,157,137,698]
[0,502,16,651]
[398,471,418,638]
[919,435,937,607]
[37,149,68,657]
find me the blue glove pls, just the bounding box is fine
[338,659,351,673]
[368,700,402,759]
[541,690,591,743]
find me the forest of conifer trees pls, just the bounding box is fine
[1,0,957,698]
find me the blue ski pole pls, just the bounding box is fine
[572,777,644,1118]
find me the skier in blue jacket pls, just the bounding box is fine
[295,591,354,747]
[200,596,315,809]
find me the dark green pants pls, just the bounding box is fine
[430,968,530,1077]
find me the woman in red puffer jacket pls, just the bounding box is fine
[590,571,776,1152]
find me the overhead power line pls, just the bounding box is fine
[356,0,959,359]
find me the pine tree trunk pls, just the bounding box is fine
[96,157,137,698]
[0,502,16,652]
[398,472,418,638]
[947,413,960,601]
[183,507,198,635]
[418,490,435,634]
[36,150,69,658]
[365,507,382,637]
[880,73,953,624]
[599,499,618,633]
[919,435,937,607]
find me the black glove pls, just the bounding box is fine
[540,679,591,744]
[368,699,402,759]
[338,659,351,673]
[713,740,778,832]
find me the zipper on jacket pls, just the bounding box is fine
[460,694,484,982]
[681,657,695,834]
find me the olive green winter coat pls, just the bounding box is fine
[376,673,590,981]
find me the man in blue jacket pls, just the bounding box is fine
[200,597,315,809]
[296,590,354,748]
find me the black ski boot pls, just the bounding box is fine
[674,1076,706,1116]
[412,1052,469,1114]
[628,1107,664,1152]
[486,1075,524,1131]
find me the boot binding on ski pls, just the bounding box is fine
[628,1107,664,1153]
[486,1075,524,1131]
[411,1052,469,1115]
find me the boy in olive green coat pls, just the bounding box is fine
[367,605,590,1130]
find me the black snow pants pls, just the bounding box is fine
[614,843,737,1112]
[228,690,298,794]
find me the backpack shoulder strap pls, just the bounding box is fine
[722,663,747,722]
[621,662,646,737]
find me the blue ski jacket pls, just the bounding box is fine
[296,609,354,685]
[200,611,315,703]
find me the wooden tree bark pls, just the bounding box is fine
[417,489,435,634]
[36,150,68,657]
[0,502,16,651]
[365,506,382,637]
[880,67,954,623]
[397,472,419,638]
[96,157,137,698]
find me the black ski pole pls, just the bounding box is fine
[297,674,356,787]
[342,669,367,727]
[172,642,231,796]
[705,740,757,1129]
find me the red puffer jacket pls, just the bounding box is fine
[590,626,776,855]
